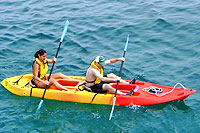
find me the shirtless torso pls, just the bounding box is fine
[85,57,130,95]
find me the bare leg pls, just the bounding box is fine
[36,81,47,88]
[102,84,126,95]
[107,73,129,84]
[107,73,118,78]
[49,78,72,91]
[35,77,72,91]
[50,72,75,80]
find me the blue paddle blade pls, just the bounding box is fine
[109,97,116,120]
[36,100,43,113]
[124,34,129,51]
[60,20,69,42]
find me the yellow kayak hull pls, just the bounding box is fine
[1,74,114,105]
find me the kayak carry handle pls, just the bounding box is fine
[158,82,186,97]
[173,82,186,89]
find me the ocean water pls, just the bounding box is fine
[0,0,200,132]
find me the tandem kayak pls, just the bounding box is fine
[1,74,196,106]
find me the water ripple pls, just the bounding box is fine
[27,33,54,40]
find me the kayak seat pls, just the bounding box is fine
[78,82,92,92]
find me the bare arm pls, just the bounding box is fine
[47,57,56,63]
[105,57,125,65]
[92,69,120,82]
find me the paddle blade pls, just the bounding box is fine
[36,100,43,113]
[109,97,116,120]
[124,34,129,51]
[60,20,69,42]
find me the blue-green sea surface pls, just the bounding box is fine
[0,0,200,132]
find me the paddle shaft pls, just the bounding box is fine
[109,35,129,120]
[41,41,62,100]
[36,20,69,113]
[113,51,126,96]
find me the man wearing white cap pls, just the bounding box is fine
[85,56,133,95]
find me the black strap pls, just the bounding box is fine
[23,82,30,88]
[78,82,86,91]
[77,82,98,103]
[90,93,98,103]
[78,82,92,92]
[30,87,33,97]
[21,78,34,97]
[86,80,95,83]
[13,76,23,85]
[28,78,37,96]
